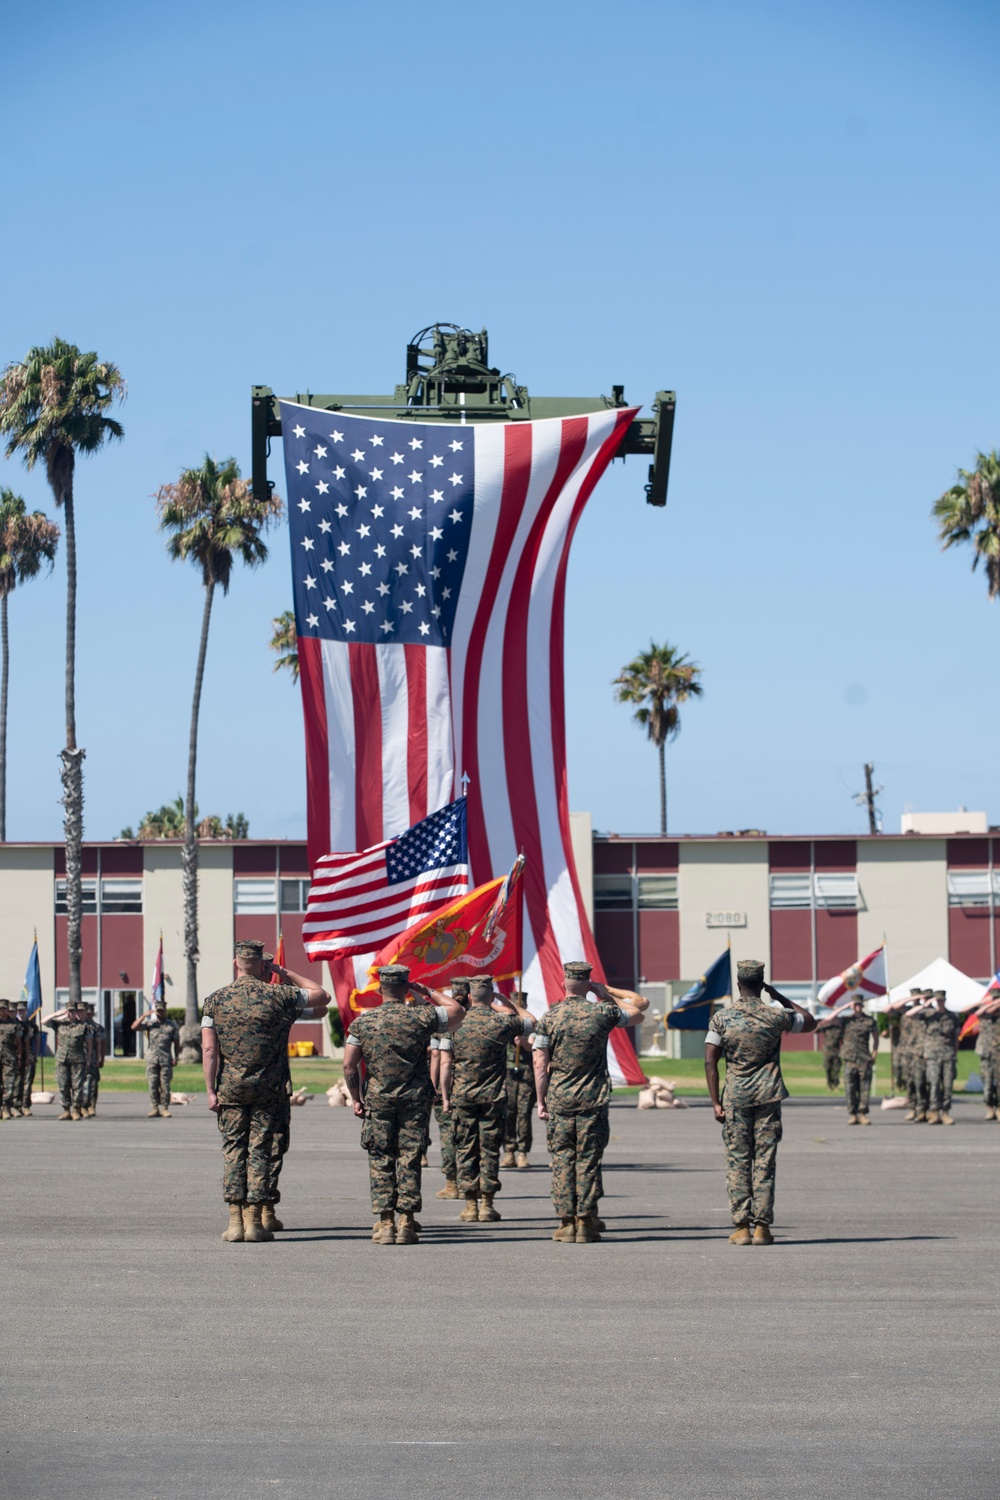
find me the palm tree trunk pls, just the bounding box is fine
[180,578,215,1060]
[659,739,667,836]
[59,469,85,1007]
[0,590,8,843]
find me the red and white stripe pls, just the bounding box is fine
[293,405,643,1085]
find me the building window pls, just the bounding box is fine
[947,870,993,907]
[280,878,310,913]
[772,982,816,1011]
[637,875,678,910]
[234,878,277,914]
[593,875,634,910]
[55,880,98,916]
[100,879,143,914]
[769,873,858,910]
[54,988,99,1007]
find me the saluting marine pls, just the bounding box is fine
[432,978,470,1200]
[705,959,817,1245]
[0,998,24,1120]
[46,1001,93,1121]
[15,999,40,1117]
[818,996,878,1125]
[501,1002,537,1170]
[922,989,959,1125]
[133,1000,180,1118]
[82,1002,106,1117]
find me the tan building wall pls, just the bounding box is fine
[679,840,770,980]
[143,845,235,1006]
[143,845,186,1007]
[0,846,55,1006]
[857,839,948,982]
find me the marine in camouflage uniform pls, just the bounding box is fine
[343,964,465,1246]
[444,976,535,1223]
[81,1003,106,1117]
[922,990,959,1125]
[704,960,817,1245]
[533,962,646,1244]
[46,1005,92,1120]
[431,980,470,1201]
[899,993,930,1122]
[820,1023,842,1092]
[835,1001,879,1124]
[133,1002,180,1117]
[202,940,329,1243]
[502,1019,537,1168]
[15,1003,39,1116]
[0,999,24,1119]
[976,1011,999,1119]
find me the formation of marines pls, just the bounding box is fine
[0,995,104,1121]
[885,988,962,1124]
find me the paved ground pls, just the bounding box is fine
[3,1092,999,1499]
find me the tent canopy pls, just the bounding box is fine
[879,957,987,1013]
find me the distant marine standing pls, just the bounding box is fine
[133,1000,180,1118]
[15,999,40,1117]
[0,998,24,1120]
[46,1002,93,1121]
[922,990,959,1125]
[976,1009,999,1121]
[820,997,879,1125]
[82,1002,106,1117]
[704,959,817,1245]
[432,978,470,1200]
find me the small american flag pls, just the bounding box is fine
[303,799,470,959]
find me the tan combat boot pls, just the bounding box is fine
[70,1107,82,1121]
[58,1108,72,1121]
[0,1108,11,1121]
[21,1106,32,1118]
[478,1194,501,1222]
[420,1153,429,1167]
[515,1151,530,1169]
[905,1109,916,1121]
[575,1214,601,1243]
[728,1223,752,1245]
[436,1179,459,1199]
[847,1114,858,1126]
[858,1114,871,1126]
[941,1111,954,1126]
[261,1203,284,1232]
[221,1204,245,1242]
[552,1216,576,1241]
[458,1192,480,1222]
[500,1148,516,1169]
[147,1106,160,1117]
[914,1111,927,1123]
[373,1212,396,1245]
[985,1107,996,1121]
[753,1223,775,1246]
[160,1106,172,1118]
[926,1110,941,1125]
[242,1204,274,1242]
[396,1211,418,1245]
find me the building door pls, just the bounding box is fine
[112,990,138,1056]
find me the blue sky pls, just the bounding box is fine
[1,0,997,843]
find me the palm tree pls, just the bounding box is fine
[0,491,60,841]
[933,450,1000,600]
[0,340,124,1004]
[269,609,299,681]
[157,456,282,1050]
[613,642,703,835]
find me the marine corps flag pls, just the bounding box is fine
[349,855,525,1016]
[667,948,732,1031]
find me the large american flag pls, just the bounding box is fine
[303,799,470,958]
[281,399,644,1085]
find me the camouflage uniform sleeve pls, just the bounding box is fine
[705,1011,725,1046]
[346,1012,368,1048]
[532,1011,552,1049]
[274,982,309,1021]
[201,993,216,1029]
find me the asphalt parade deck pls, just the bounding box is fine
[3,1093,998,1499]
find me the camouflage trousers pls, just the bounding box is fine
[83,1064,101,1109]
[908,1055,929,1114]
[546,1108,609,1217]
[433,1098,456,1179]
[19,1051,36,1109]
[453,1100,507,1196]
[978,1051,997,1108]
[268,1093,292,1202]
[892,1047,908,1097]
[217,1097,285,1204]
[361,1102,427,1212]
[844,1061,873,1116]
[56,1052,87,1110]
[823,1053,842,1091]
[146,1059,173,1109]
[0,1046,19,1109]
[723,1102,782,1227]
[925,1053,956,1115]
[504,1070,536,1154]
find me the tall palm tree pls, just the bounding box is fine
[269,609,300,681]
[933,450,1000,600]
[0,340,124,1003]
[613,642,703,835]
[157,456,282,1050]
[0,490,60,841]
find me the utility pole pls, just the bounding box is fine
[853,762,882,834]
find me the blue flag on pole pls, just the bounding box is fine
[666,947,732,1031]
[20,937,42,1017]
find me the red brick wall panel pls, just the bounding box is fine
[594,842,633,875]
[770,910,812,980]
[813,841,856,871]
[769,842,810,872]
[816,910,858,976]
[100,915,144,989]
[594,911,634,986]
[634,842,679,872]
[949,908,992,979]
[637,911,679,981]
[55,915,98,988]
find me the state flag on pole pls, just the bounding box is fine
[146,934,165,1013]
[303,800,471,960]
[20,936,42,1017]
[817,944,887,1007]
[282,399,645,1085]
[270,933,286,984]
[959,968,1000,1040]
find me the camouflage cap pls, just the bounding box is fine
[378,964,410,984]
[469,974,494,990]
[736,959,765,981]
[0,998,11,1010]
[933,989,947,1000]
[235,939,265,959]
[154,999,167,1009]
[450,978,471,994]
[563,961,592,978]
[909,987,922,996]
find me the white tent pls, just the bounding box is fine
[878,957,988,1013]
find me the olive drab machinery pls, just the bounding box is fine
[251,323,675,506]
